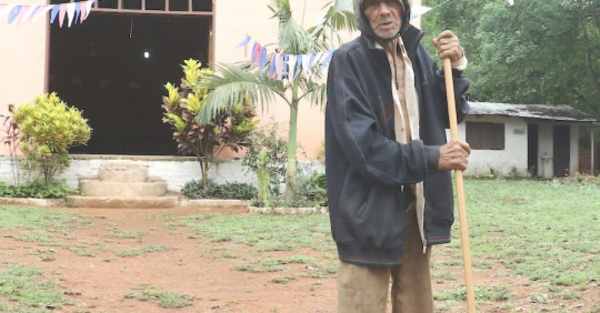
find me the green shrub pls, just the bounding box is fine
[0,180,70,199]
[182,181,257,200]
[0,182,15,197]
[13,180,71,199]
[286,167,327,208]
[12,93,91,183]
[242,122,287,208]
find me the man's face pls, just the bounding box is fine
[363,0,403,40]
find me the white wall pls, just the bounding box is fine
[0,155,254,192]
[0,155,325,192]
[570,124,580,174]
[458,116,529,177]
[460,119,582,178]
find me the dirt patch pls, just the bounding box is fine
[0,206,598,312]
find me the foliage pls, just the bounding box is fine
[14,180,71,199]
[551,172,600,186]
[0,181,15,197]
[125,284,194,309]
[285,166,328,208]
[0,206,76,232]
[0,263,64,311]
[422,0,600,122]
[0,104,21,186]
[181,180,257,200]
[434,285,511,302]
[0,180,70,199]
[162,59,257,188]
[242,123,288,207]
[11,93,91,183]
[196,0,356,201]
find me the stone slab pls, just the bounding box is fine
[0,198,66,207]
[79,180,167,197]
[65,196,179,208]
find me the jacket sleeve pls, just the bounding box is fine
[326,52,430,186]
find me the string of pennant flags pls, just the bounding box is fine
[0,0,96,27]
[236,34,335,82]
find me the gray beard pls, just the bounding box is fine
[373,32,401,45]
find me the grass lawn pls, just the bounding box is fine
[0,178,599,312]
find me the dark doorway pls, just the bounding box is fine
[527,123,539,176]
[553,125,571,177]
[49,12,211,155]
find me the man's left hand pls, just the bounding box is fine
[432,30,464,62]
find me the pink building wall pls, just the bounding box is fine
[0,0,48,151]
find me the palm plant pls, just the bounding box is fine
[197,0,356,201]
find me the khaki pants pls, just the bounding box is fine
[337,206,433,313]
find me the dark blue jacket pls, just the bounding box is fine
[325,25,470,266]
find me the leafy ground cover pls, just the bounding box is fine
[0,178,598,312]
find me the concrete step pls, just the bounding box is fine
[98,162,148,182]
[79,179,167,197]
[65,195,179,208]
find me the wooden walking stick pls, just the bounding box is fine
[443,58,477,312]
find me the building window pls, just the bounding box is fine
[466,122,505,150]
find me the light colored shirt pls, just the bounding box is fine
[377,37,468,252]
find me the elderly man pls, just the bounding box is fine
[325,0,471,312]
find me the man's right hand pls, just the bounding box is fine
[438,140,470,171]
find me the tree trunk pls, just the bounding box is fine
[198,156,208,188]
[284,98,299,202]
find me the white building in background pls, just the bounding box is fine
[460,102,596,178]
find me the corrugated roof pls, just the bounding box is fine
[467,102,597,123]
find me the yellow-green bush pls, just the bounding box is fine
[12,93,91,183]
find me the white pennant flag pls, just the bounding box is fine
[31,5,54,23]
[67,2,76,27]
[85,0,95,20]
[288,55,298,82]
[311,52,323,77]
[302,54,312,81]
[410,5,432,19]
[22,5,39,21]
[0,4,15,20]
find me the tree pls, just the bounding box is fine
[422,0,600,120]
[162,59,257,188]
[195,0,356,201]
